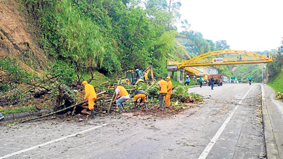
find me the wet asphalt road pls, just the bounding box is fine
[0,84,265,159]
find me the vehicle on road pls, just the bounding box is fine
[208,74,223,86]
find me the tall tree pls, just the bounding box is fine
[216,40,230,50]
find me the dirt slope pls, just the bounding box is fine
[0,0,48,74]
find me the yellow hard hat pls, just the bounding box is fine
[166,76,170,80]
[138,87,142,89]
[82,81,88,85]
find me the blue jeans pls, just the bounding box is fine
[211,82,214,90]
[116,96,129,106]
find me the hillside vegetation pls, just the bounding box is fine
[232,64,264,82]
[0,0,48,75]
[267,43,283,93]
[22,0,181,76]
[268,69,283,93]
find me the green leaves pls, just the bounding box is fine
[23,0,181,76]
[0,57,37,84]
[47,60,75,85]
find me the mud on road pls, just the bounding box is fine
[0,84,265,159]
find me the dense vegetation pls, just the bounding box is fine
[232,64,264,82]
[267,38,283,92]
[22,0,182,76]
[21,0,235,80]
[178,31,230,55]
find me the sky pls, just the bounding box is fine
[178,0,283,52]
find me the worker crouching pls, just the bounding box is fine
[82,81,97,118]
[133,87,147,109]
[113,84,129,113]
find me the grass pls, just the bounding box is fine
[81,71,112,87]
[0,106,36,115]
[268,70,283,93]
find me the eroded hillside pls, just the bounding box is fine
[0,0,47,75]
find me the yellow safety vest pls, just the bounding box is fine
[159,80,167,94]
[117,86,129,97]
[167,81,173,94]
[84,84,97,100]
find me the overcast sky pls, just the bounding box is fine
[179,0,283,52]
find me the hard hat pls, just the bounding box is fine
[186,75,189,78]
[138,87,142,89]
[166,76,170,79]
[82,81,88,85]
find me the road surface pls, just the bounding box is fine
[0,84,269,159]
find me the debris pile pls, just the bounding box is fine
[1,75,202,123]
[276,92,283,99]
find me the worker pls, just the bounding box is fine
[248,77,252,85]
[82,81,97,118]
[210,76,214,90]
[133,87,147,109]
[165,76,173,108]
[113,84,129,113]
[199,77,203,88]
[184,75,190,86]
[158,76,168,110]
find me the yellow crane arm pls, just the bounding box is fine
[143,65,155,81]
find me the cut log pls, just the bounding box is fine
[20,91,108,123]
[20,101,86,123]
[108,92,116,114]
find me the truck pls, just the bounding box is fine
[208,74,223,86]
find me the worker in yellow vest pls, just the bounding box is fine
[164,76,173,108]
[158,76,168,110]
[82,81,97,118]
[133,87,147,109]
[113,83,129,113]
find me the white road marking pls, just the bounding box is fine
[198,86,254,159]
[0,124,107,159]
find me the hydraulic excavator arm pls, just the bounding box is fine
[143,65,155,82]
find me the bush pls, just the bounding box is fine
[47,61,75,86]
[0,84,9,92]
[0,57,37,84]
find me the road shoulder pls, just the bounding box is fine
[262,84,283,159]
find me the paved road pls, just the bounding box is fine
[0,84,267,159]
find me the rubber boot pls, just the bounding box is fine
[144,102,148,109]
[133,101,137,109]
[162,101,166,111]
[121,103,125,112]
[90,109,96,119]
[118,105,124,113]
